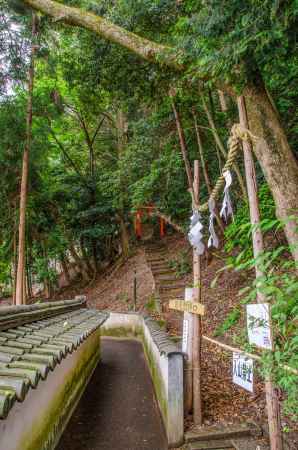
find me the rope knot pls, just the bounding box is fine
[231,124,258,144]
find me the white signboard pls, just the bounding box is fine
[183,288,193,355]
[232,353,254,392]
[185,287,193,302]
[182,319,189,353]
[246,303,272,350]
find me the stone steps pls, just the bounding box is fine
[147,258,166,264]
[155,276,178,283]
[160,284,185,292]
[184,423,267,450]
[154,269,176,276]
[188,440,234,450]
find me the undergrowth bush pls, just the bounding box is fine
[168,249,191,278]
[213,192,298,420]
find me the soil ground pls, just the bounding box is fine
[56,339,168,450]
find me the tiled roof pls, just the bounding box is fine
[144,317,182,356]
[0,298,108,419]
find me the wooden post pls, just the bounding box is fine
[133,269,137,311]
[237,96,283,450]
[160,217,165,238]
[192,160,203,425]
[184,288,193,414]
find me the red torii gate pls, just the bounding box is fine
[133,205,165,239]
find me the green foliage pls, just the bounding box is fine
[168,249,191,278]
[145,294,158,312]
[222,212,298,419]
[214,307,241,337]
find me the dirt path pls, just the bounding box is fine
[56,339,168,450]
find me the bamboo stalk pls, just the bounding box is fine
[201,95,247,200]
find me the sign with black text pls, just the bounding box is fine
[182,319,189,353]
[169,299,205,315]
[246,303,273,350]
[232,353,253,392]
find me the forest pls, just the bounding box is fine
[0,0,297,448]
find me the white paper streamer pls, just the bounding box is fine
[208,198,219,249]
[220,170,233,222]
[188,210,205,255]
[190,210,200,227]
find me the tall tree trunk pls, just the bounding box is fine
[69,243,90,281]
[201,95,248,200]
[26,256,32,299]
[244,80,298,263]
[12,201,17,305]
[80,236,95,276]
[117,109,130,258]
[170,98,195,200]
[23,267,27,304]
[192,110,225,234]
[218,90,228,114]
[42,240,50,299]
[116,213,130,258]
[60,253,71,285]
[15,13,37,305]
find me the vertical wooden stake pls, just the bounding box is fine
[184,288,193,414]
[133,270,137,311]
[237,96,283,450]
[192,160,203,425]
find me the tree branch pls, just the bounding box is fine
[91,117,105,146]
[47,121,90,188]
[22,0,182,69]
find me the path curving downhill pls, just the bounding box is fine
[56,339,168,450]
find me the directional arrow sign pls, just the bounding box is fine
[169,299,205,316]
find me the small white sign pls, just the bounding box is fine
[182,319,189,353]
[183,288,193,355]
[185,288,193,301]
[246,303,272,350]
[232,353,254,392]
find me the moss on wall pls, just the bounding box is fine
[100,325,143,340]
[19,330,101,450]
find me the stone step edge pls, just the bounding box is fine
[185,422,262,443]
[187,439,233,450]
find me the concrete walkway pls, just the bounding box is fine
[56,339,168,450]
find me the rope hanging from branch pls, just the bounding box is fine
[195,124,258,212]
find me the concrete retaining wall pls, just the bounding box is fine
[101,312,184,448]
[0,329,101,450]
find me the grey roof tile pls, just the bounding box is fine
[0,298,108,419]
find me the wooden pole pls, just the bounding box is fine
[171,98,195,201]
[192,160,203,425]
[184,287,193,414]
[237,96,283,450]
[133,269,137,311]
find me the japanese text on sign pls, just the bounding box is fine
[169,299,205,315]
[246,303,273,350]
[232,353,253,392]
